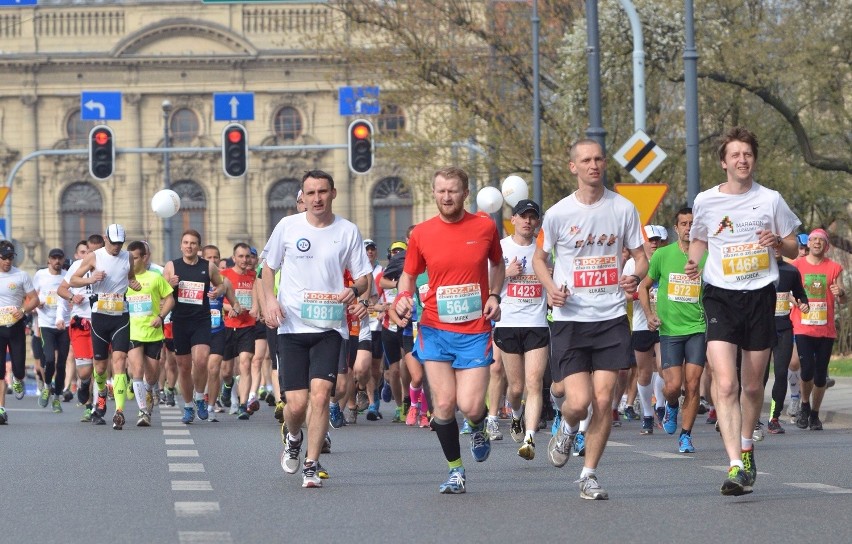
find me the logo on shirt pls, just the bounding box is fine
[574,233,617,249]
[296,238,311,252]
[6,282,17,291]
[713,216,734,236]
[569,226,580,235]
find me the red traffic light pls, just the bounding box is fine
[227,129,244,144]
[93,130,110,146]
[352,124,370,140]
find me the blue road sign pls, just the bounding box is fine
[80,92,122,121]
[0,218,6,240]
[0,1,38,7]
[339,86,380,116]
[214,93,255,121]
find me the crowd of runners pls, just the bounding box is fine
[0,126,847,499]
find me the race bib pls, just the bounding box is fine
[210,309,222,328]
[348,311,361,336]
[0,306,17,326]
[127,294,152,317]
[572,255,619,294]
[505,274,543,303]
[667,273,701,303]
[435,283,482,323]
[301,291,344,329]
[177,281,205,305]
[45,291,58,308]
[721,243,770,282]
[235,288,252,309]
[94,293,125,315]
[775,293,791,316]
[800,301,827,326]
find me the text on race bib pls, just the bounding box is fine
[235,288,252,309]
[435,283,482,323]
[572,255,619,294]
[667,273,701,303]
[775,292,791,316]
[210,309,222,328]
[127,294,152,317]
[301,291,345,329]
[800,301,827,326]
[506,274,543,302]
[0,306,17,326]
[94,293,125,315]
[177,281,205,305]
[45,291,58,308]
[721,243,770,281]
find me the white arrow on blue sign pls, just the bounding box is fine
[80,92,122,121]
[214,93,255,121]
[339,86,380,116]
[0,1,38,7]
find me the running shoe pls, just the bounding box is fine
[576,475,609,500]
[551,410,562,437]
[573,431,586,457]
[237,405,250,420]
[547,427,574,468]
[107,383,114,399]
[322,433,332,454]
[345,407,358,425]
[392,406,404,423]
[697,397,709,415]
[663,404,679,435]
[486,417,503,440]
[80,407,92,422]
[439,467,466,494]
[12,379,24,400]
[52,396,62,413]
[316,462,329,480]
[787,395,800,418]
[258,387,267,401]
[91,412,106,425]
[826,378,836,388]
[302,461,322,488]
[611,408,621,428]
[137,411,151,427]
[274,401,286,423]
[796,404,811,429]
[419,412,431,428]
[0,407,6,425]
[62,388,74,403]
[247,396,260,414]
[281,430,303,474]
[741,448,756,484]
[706,408,717,425]
[145,391,154,415]
[196,399,208,421]
[219,382,232,408]
[94,393,107,417]
[112,409,125,430]
[809,413,823,431]
[381,381,392,403]
[655,406,665,429]
[39,386,50,408]
[366,407,382,421]
[678,433,695,453]
[640,416,654,435]
[182,405,195,424]
[721,466,753,496]
[459,419,472,435]
[623,406,640,421]
[753,421,765,441]
[266,392,276,407]
[329,403,346,428]
[469,421,491,462]
[213,400,224,413]
[355,390,370,413]
[767,418,785,434]
[509,416,524,443]
[518,436,535,460]
[406,405,419,426]
[165,388,176,407]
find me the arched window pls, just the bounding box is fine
[273,107,303,140]
[66,110,95,147]
[60,182,103,253]
[268,179,301,233]
[166,180,206,251]
[372,177,412,253]
[377,104,405,137]
[169,108,199,144]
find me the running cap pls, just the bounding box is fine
[809,228,830,246]
[389,241,408,252]
[512,199,541,217]
[106,224,126,244]
[296,190,303,200]
[249,247,258,256]
[0,240,15,259]
[48,248,65,258]
[364,239,377,248]
[797,233,809,247]
[643,225,668,240]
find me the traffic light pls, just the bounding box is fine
[348,119,374,174]
[222,123,248,178]
[88,125,114,180]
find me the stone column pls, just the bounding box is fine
[18,93,42,267]
[123,93,144,240]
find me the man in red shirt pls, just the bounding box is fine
[396,166,505,494]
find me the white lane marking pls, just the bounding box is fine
[167,450,199,457]
[4,408,50,412]
[165,439,195,445]
[162,421,188,427]
[163,429,191,436]
[174,502,220,517]
[169,463,205,472]
[606,441,633,447]
[636,450,693,459]
[160,415,183,420]
[171,480,213,491]
[178,532,233,544]
[786,483,852,494]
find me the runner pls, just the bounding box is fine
[395,166,505,494]
[261,169,371,488]
[493,199,549,460]
[792,228,847,430]
[33,248,70,413]
[686,126,800,496]
[533,139,646,500]
[69,224,142,429]
[200,245,232,422]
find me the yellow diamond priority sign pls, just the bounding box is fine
[614,130,667,183]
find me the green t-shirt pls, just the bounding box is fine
[647,243,706,336]
[127,269,174,342]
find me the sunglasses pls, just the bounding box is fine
[0,254,14,261]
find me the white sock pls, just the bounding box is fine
[579,406,592,432]
[525,429,535,442]
[637,382,655,417]
[580,467,596,478]
[788,369,801,397]
[194,391,205,402]
[550,391,565,411]
[653,373,665,408]
[133,380,147,411]
[511,407,523,420]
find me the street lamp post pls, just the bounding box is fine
[531,0,542,204]
[162,100,172,263]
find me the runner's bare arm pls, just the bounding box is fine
[69,252,100,287]
[532,246,566,307]
[261,261,284,326]
[685,239,707,280]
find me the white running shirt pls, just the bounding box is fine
[32,268,64,329]
[0,267,33,327]
[497,236,547,327]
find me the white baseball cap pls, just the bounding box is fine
[643,225,668,241]
[106,224,126,244]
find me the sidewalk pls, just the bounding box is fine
[764,376,852,426]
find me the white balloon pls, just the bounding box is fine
[151,189,181,219]
[476,186,504,214]
[501,175,529,207]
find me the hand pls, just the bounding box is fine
[90,270,106,283]
[349,302,368,320]
[829,283,845,298]
[71,294,84,304]
[395,294,413,319]
[684,260,700,280]
[619,274,640,295]
[483,296,501,321]
[337,287,356,305]
[505,256,522,277]
[12,308,25,321]
[547,284,569,308]
[129,279,142,291]
[647,314,661,331]
[796,299,810,314]
[249,307,259,319]
[55,319,66,331]
[264,295,285,327]
[150,316,163,328]
[757,229,781,248]
[168,275,179,287]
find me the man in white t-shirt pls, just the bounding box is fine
[533,139,646,500]
[33,248,70,413]
[261,170,372,489]
[686,126,800,497]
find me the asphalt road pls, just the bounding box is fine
[2,396,852,544]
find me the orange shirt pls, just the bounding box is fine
[221,268,257,329]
